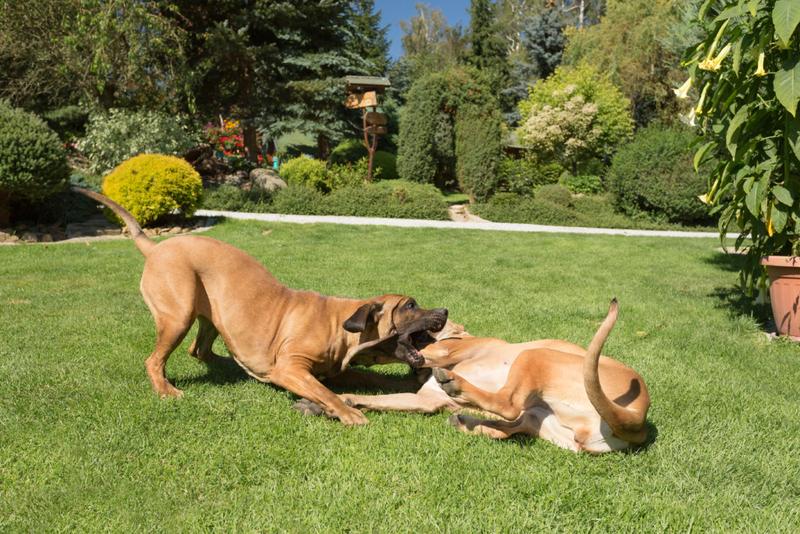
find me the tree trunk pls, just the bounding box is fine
[317,134,331,161]
[0,191,11,228]
[98,83,116,112]
[243,123,259,163]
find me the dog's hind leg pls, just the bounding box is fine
[188,315,238,368]
[447,412,536,440]
[433,368,524,421]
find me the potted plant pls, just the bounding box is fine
[680,1,800,336]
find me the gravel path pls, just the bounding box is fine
[195,209,733,239]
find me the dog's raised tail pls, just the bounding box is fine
[71,187,155,257]
[583,299,648,445]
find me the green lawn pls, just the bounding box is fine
[2,220,798,532]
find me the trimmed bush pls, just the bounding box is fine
[607,124,712,225]
[202,185,274,213]
[472,196,582,226]
[322,181,449,220]
[536,184,572,207]
[330,138,369,165]
[372,151,398,181]
[326,158,375,190]
[270,185,324,215]
[102,154,203,226]
[0,101,69,224]
[455,103,503,203]
[78,109,199,176]
[280,156,329,192]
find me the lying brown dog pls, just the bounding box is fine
[297,300,649,452]
[73,188,448,426]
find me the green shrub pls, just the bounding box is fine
[280,156,329,192]
[472,196,582,226]
[330,138,369,165]
[536,184,572,207]
[321,181,449,220]
[78,109,199,176]
[560,173,605,195]
[102,154,203,226]
[42,105,88,142]
[202,185,274,213]
[372,151,398,181]
[10,173,100,225]
[607,124,712,225]
[326,158,376,190]
[498,157,563,196]
[270,185,324,215]
[0,101,69,225]
[455,103,503,203]
[517,63,634,170]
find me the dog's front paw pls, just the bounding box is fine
[338,406,369,427]
[432,367,463,398]
[447,413,480,434]
[292,398,324,417]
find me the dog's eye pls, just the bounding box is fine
[404,301,417,310]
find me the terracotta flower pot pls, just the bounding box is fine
[761,256,800,337]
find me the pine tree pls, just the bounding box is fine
[346,0,391,76]
[465,0,511,104]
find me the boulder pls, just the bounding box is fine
[223,170,249,187]
[250,168,287,192]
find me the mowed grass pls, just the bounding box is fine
[1,220,798,532]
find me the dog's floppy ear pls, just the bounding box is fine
[343,302,383,333]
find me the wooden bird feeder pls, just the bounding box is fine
[344,76,392,182]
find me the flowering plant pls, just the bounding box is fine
[680,0,800,294]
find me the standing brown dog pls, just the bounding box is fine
[73,188,447,426]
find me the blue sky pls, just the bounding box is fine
[373,1,472,60]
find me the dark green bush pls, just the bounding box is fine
[607,124,713,224]
[0,101,69,224]
[372,151,398,181]
[330,138,369,165]
[455,103,503,203]
[536,184,572,207]
[9,173,99,225]
[397,81,439,184]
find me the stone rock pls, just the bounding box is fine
[7,235,20,243]
[250,168,287,192]
[41,233,54,243]
[223,170,249,187]
[21,232,39,243]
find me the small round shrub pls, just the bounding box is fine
[607,124,712,224]
[372,151,398,181]
[270,185,324,215]
[78,109,199,176]
[329,138,369,165]
[279,156,329,191]
[535,184,572,207]
[0,101,69,222]
[560,173,605,195]
[102,154,203,226]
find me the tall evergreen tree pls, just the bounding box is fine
[466,0,512,107]
[346,0,391,76]
[168,0,369,160]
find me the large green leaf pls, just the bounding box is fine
[787,115,800,160]
[726,106,750,158]
[694,142,715,172]
[773,184,795,205]
[773,0,800,45]
[772,203,789,233]
[774,56,800,116]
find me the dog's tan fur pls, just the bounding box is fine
[73,188,447,426]
[331,301,650,452]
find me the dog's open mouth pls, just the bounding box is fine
[393,313,447,368]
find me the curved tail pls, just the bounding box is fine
[71,187,155,257]
[583,299,648,444]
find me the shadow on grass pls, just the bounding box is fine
[705,250,774,329]
[704,249,746,273]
